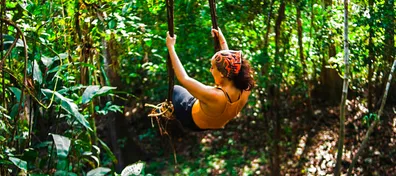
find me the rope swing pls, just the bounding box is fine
[145,0,221,132]
[209,0,220,52]
[166,0,175,102]
[145,0,175,136]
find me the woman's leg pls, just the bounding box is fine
[172,85,201,130]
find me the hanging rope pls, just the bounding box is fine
[144,1,177,164]
[209,0,220,52]
[145,2,177,163]
[166,0,175,103]
[145,0,175,121]
[145,0,176,128]
[144,0,176,121]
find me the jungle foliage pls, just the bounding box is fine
[0,0,394,175]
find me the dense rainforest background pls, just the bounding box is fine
[0,0,395,175]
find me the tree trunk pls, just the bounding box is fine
[383,0,394,65]
[101,33,148,172]
[260,1,274,172]
[262,0,274,77]
[308,0,316,82]
[274,2,285,66]
[1,0,4,107]
[381,0,394,121]
[296,1,313,116]
[271,2,285,176]
[263,0,274,51]
[334,0,349,175]
[367,0,375,112]
[318,0,343,104]
[347,60,396,175]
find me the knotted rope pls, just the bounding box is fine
[144,100,174,135]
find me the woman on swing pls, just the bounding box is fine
[166,28,255,131]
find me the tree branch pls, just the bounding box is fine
[0,32,20,69]
[0,18,29,148]
[347,59,396,175]
[0,18,28,108]
[334,0,349,175]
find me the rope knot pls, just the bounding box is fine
[145,100,175,136]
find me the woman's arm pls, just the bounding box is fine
[212,28,228,50]
[166,32,219,103]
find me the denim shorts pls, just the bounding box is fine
[172,85,203,131]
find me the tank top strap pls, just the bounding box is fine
[216,87,232,103]
[216,87,243,103]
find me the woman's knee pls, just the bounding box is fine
[172,85,182,102]
[173,85,186,97]
[173,85,183,92]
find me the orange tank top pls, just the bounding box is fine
[191,88,244,129]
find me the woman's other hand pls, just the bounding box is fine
[211,27,225,42]
[211,27,228,50]
[166,31,176,48]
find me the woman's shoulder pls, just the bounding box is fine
[199,86,227,103]
[243,89,252,95]
[241,89,251,100]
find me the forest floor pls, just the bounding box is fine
[134,99,395,175]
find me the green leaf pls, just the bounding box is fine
[33,141,52,148]
[51,134,71,159]
[82,86,117,104]
[41,55,54,68]
[145,38,152,47]
[129,73,139,78]
[0,106,11,119]
[0,159,12,165]
[108,19,116,29]
[0,105,6,112]
[6,2,18,8]
[2,34,24,51]
[96,86,117,96]
[0,120,10,134]
[90,155,100,167]
[82,86,100,104]
[54,170,77,176]
[92,145,100,155]
[18,0,29,11]
[58,53,68,60]
[100,65,111,86]
[96,102,122,115]
[81,155,100,168]
[33,60,43,84]
[107,104,122,113]
[22,148,39,162]
[9,157,27,171]
[57,85,85,94]
[56,159,68,171]
[98,139,117,163]
[47,63,69,74]
[48,62,95,74]
[9,87,21,102]
[10,104,19,118]
[122,2,131,15]
[87,167,111,176]
[42,89,92,131]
